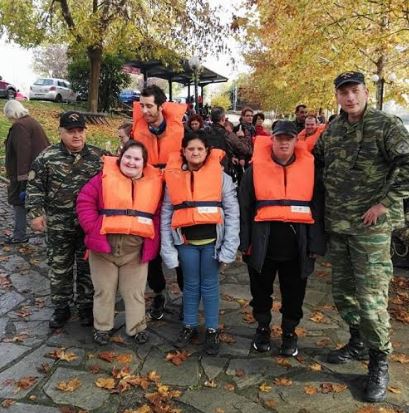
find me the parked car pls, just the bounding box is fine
[119,89,140,105]
[0,76,17,99]
[29,78,78,103]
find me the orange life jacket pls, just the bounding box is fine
[100,156,163,239]
[132,102,187,167]
[164,150,223,229]
[297,124,325,152]
[252,136,315,224]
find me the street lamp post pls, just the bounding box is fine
[189,56,201,113]
[371,73,396,111]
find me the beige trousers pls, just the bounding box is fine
[89,235,148,336]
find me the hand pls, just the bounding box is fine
[361,203,388,226]
[239,159,246,167]
[31,215,46,232]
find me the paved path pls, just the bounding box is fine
[0,181,408,413]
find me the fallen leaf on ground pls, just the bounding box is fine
[1,399,16,408]
[110,335,125,344]
[235,368,245,378]
[88,365,101,374]
[223,383,235,391]
[48,349,78,362]
[0,276,12,289]
[390,353,409,363]
[37,362,51,374]
[241,312,256,324]
[97,351,117,363]
[392,309,409,324]
[304,385,318,395]
[259,382,272,392]
[219,333,236,344]
[387,385,401,394]
[125,405,152,413]
[215,409,225,413]
[273,377,293,386]
[236,298,249,306]
[295,327,307,337]
[56,378,81,392]
[272,302,281,312]
[95,377,116,390]
[147,370,161,382]
[275,356,292,368]
[35,298,45,308]
[29,395,37,401]
[309,362,322,372]
[15,376,37,391]
[204,379,217,388]
[270,325,282,337]
[4,333,29,343]
[222,294,235,302]
[316,338,331,347]
[15,306,32,318]
[165,350,189,366]
[112,366,131,379]
[115,353,133,364]
[319,382,347,394]
[309,311,327,323]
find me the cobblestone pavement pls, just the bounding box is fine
[0,180,409,413]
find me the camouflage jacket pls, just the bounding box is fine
[314,106,409,234]
[26,142,107,224]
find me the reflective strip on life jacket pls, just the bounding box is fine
[165,150,223,229]
[132,101,187,166]
[252,136,315,224]
[100,156,163,239]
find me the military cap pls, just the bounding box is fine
[334,71,365,89]
[272,120,298,138]
[59,111,86,129]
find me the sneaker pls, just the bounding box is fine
[134,330,149,344]
[252,327,271,352]
[204,328,220,355]
[79,307,93,326]
[280,333,298,357]
[149,293,165,320]
[175,326,198,348]
[93,329,110,345]
[4,236,29,244]
[49,306,71,329]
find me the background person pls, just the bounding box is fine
[252,112,270,136]
[293,104,307,133]
[77,140,163,345]
[26,111,107,329]
[161,132,240,355]
[187,114,204,132]
[116,121,132,154]
[3,100,50,244]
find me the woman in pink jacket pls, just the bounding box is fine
[76,140,163,345]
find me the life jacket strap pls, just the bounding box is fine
[100,209,154,219]
[256,200,310,208]
[173,201,222,210]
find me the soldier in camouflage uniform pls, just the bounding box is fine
[26,111,107,329]
[314,72,409,403]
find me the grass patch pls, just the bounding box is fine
[0,99,129,164]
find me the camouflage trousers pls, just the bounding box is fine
[328,231,393,354]
[46,224,93,309]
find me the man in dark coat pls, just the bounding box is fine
[3,100,50,243]
[239,120,326,357]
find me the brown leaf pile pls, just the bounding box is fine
[165,351,190,366]
[97,351,133,364]
[47,349,78,362]
[273,377,293,386]
[309,311,327,324]
[55,378,81,392]
[390,353,409,363]
[15,376,38,391]
[219,333,236,344]
[303,383,348,395]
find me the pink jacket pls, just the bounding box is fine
[76,172,161,263]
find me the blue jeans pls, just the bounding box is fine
[177,243,220,329]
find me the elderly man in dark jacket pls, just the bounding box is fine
[4,100,50,243]
[239,120,326,357]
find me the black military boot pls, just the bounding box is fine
[365,349,389,403]
[327,326,368,364]
[49,306,71,329]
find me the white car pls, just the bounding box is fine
[29,78,78,103]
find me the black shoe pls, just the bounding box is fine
[4,236,29,244]
[175,326,198,348]
[134,330,149,344]
[79,307,93,326]
[93,329,110,345]
[49,306,71,329]
[280,333,298,357]
[149,293,165,320]
[204,328,220,355]
[252,327,271,352]
[327,326,368,364]
[365,350,389,403]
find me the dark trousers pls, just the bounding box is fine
[248,258,307,333]
[147,254,184,294]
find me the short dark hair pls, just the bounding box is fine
[295,104,307,113]
[141,85,167,106]
[118,121,132,137]
[252,112,265,125]
[181,130,211,165]
[211,106,225,123]
[241,106,254,117]
[118,139,148,167]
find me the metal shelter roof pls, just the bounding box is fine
[126,59,228,87]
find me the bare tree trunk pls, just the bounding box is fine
[87,45,103,112]
[375,55,385,111]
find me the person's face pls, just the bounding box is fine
[243,111,253,124]
[118,128,130,145]
[119,146,144,178]
[60,127,86,152]
[256,116,264,127]
[272,134,297,161]
[336,83,368,119]
[190,120,201,131]
[183,138,208,169]
[140,95,163,125]
[304,118,317,135]
[295,107,307,123]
